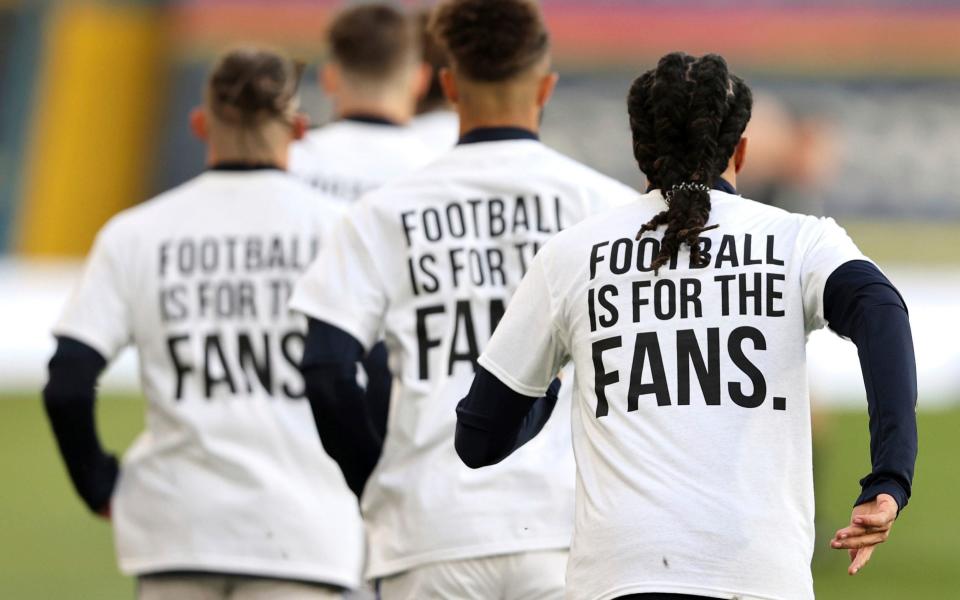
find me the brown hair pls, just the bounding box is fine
[207,47,303,126]
[328,3,419,80]
[429,0,549,82]
[416,8,449,113]
[628,52,753,273]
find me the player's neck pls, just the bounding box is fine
[719,163,738,190]
[333,94,413,126]
[456,109,540,138]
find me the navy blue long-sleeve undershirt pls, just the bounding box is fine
[823,260,917,511]
[455,260,918,512]
[42,337,117,514]
[300,318,389,498]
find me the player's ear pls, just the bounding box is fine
[321,63,339,96]
[734,136,748,174]
[536,72,559,109]
[189,107,208,142]
[439,67,458,104]
[291,113,309,141]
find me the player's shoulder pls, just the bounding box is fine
[538,145,640,200]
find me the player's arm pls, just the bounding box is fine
[290,207,392,498]
[300,318,385,498]
[456,250,569,468]
[44,219,132,518]
[42,336,118,517]
[362,341,392,439]
[822,259,918,573]
[455,371,560,468]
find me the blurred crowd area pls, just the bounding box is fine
[1,0,960,258]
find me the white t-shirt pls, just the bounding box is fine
[480,190,869,600]
[290,138,638,578]
[289,120,434,203]
[411,110,459,159]
[54,170,364,588]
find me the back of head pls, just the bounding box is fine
[207,47,302,128]
[627,52,753,272]
[328,3,419,88]
[416,7,449,113]
[429,0,550,83]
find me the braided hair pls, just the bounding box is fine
[628,52,753,272]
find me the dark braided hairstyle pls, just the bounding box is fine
[628,52,753,272]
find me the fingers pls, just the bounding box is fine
[853,512,894,528]
[831,531,889,549]
[848,545,875,575]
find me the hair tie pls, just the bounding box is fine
[665,182,711,203]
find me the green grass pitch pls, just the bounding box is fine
[1,393,956,598]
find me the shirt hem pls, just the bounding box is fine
[477,354,548,398]
[590,582,793,600]
[118,555,361,590]
[288,302,376,352]
[366,534,570,579]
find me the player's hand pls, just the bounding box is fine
[830,493,898,575]
[97,502,112,521]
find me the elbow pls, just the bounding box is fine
[454,423,499,469]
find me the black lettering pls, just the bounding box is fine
[677,328,720,405]
[512,196,530,233]
[238,332,272,393]
[766,235,784,266]
[728,326,767,408]
[632,280,651,322]
[592,336,622,418]
[610,238,632,275]
[489,198,506,237]
[638,238,660,272]
[280,331,306,398]
[679,279,702,318]
[486,249,506,286]
[489,298,506,332]
[627,332,670,408]
[446,203,466,238]
[533,195,550,233]
[767,273,785,317]
[419,254,440,294]
[203,334,237,398]
[598,284,619,328]
[400,211,416,246]
[691,236,712,269]
[415,305,445,380]
[714,274,735,316]
[716,234,739,268]
[589,242,609,280]
[449,300,479,374]
[653,279,676,320]
[423,208,442,242]
[739,272,762,316]
[743,234,762,266]
[167,335,193,400]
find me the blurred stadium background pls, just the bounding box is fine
[1,0,957,598]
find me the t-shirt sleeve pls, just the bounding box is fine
[53,220,133,360]
[478,250,569,397]
[290,206,388,351]
[800,217,870,333]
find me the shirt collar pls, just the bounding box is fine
[208,162,282,172]
[458,127,539,145]
[342,114,400,127]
